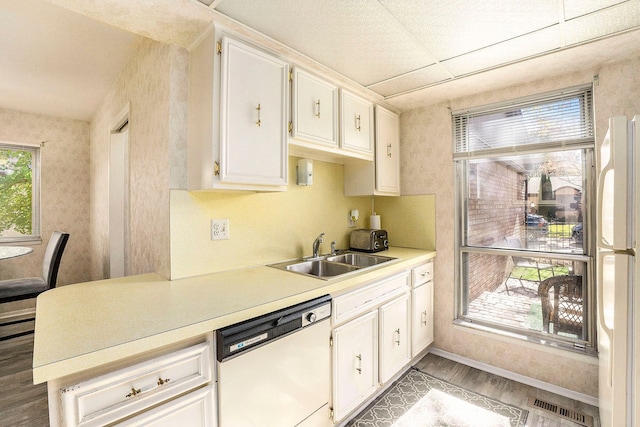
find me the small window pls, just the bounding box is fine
[0,141,41,243]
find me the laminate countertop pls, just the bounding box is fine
[32,247,435,384]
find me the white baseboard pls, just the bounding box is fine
[429,347,599,407]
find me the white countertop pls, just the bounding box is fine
[32,247,435,384]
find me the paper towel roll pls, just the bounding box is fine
[370,215,381,229]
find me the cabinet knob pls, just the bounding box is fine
[157,377,171,386]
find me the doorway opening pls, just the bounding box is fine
[109,109,130,278]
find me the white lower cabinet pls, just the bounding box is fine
[331,271,410,423]
[53,338,215,427]
[332,310,378,422]
[379,292,411,383]
[411,262,434,357]
[412,280,434,357]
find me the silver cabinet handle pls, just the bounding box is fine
[355,353,362,374]
[387,143,392,158]
[256,103,262,127]
[355,114,361,131]
[422,310,428,326]
[395,328,401,346]
[315,99,321,118]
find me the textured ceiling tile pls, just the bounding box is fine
[443,26,561,76]
[215,0,434,86]
[367,64,452,97]
[563,0,627,20]
[379,0,558,60]
[47,0,213,48]
[564,0,640,45]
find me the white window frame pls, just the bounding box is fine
[452,85,596,355]
[0,140,42,243]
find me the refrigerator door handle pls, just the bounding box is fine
[597,162,613,251]
[597,251,615,387]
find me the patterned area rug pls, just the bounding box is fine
[347,368,528,427]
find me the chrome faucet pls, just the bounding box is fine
[312,232,325,258]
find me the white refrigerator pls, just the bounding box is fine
[597,115,638,427]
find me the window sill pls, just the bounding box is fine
[0,237,42,245]
[453,318,598,364]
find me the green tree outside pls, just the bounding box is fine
[0,149,33,235]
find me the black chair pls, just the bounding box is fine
[0,231,69,340]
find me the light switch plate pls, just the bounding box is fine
[211,219,229,240]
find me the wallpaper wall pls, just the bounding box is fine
[89,38,188,281]
[0,108,91,290]
[400,55,640,398]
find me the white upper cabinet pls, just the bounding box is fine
[375,105,401,195]
[340,90,374,158]
[290,67,338,148]
[344,105,401,196]
[188,29,289,191]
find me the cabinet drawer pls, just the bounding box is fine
[332,272,409,326]
[114,385,215,427]
[412,262,433,288]
[60,341,213,427]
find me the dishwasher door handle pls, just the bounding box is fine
[275,313,299,326]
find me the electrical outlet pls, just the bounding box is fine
[211,219,229,240]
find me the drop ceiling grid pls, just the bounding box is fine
[214,0,435,86]
[563,0,640,45]
[442,26,562,77]
[377,0,559,61]
[366,64,452,97]
[562,0,629,20]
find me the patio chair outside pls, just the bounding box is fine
[504,236,555,295]
[538,274,584,337]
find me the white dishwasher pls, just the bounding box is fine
[216,295,332,427]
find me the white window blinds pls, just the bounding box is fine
[453,84,594,158]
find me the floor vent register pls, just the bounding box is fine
[528,397,594,427]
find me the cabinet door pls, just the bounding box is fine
[332,311,378,422]
[114,386,215,427]
[219,35,288,187]
[412,281,434,357]
[375,106,400,195]
[291,68,338,147]
[340,90,373,156]
[379,292,411,384]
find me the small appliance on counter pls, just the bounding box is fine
[350,229,389,253]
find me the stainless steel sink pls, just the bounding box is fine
[325,253,395,267]
[269,251,396,279]
[285,260,360,277]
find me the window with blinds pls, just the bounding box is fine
[453,84,595,354]
[453,84,594,158]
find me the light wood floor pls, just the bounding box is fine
[0,336,600,427]
[414,352,600,426]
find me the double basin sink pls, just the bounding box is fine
[269,252,396,279]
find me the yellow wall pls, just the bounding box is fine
[170,157,435,279]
